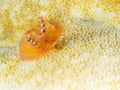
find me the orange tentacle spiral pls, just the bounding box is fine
[19,17,64,61]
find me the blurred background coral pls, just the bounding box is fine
[0,0,120,90]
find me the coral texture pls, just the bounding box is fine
[0,0,120,90]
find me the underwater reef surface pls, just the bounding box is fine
[0,0,120,90]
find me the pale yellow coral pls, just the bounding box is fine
[0,0,120,90]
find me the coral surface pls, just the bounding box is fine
[0,0,120,90]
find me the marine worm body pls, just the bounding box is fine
[19,17,64,61]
